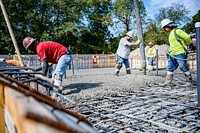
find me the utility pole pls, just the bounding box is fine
[0,0,24,66]
[133,0,146,75]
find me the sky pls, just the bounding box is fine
[143,0,200,19]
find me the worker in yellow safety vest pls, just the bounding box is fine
[159,19,192,87]
[13,51,25,60]
[13,51,19,60]
[146,42,156,71]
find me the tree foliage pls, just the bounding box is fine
[155,3,190,26]
[0,0,198,55]
[143,3,193,46]
[183,10,200,33]
[112,0,147,33]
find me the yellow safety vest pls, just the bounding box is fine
[147,47,156,58]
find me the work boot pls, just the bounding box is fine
[126,69,131,74]
[148,66,153,71]
[52,79,62,98]
[115,69,119,76]
[159,72,173,87]
[181,72,192,87]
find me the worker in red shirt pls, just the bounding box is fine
[23,37,72,97]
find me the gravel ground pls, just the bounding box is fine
[62,68,167,102]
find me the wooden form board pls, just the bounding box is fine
[0,84,5,133]
[0,74,94,133]
[3,86,65,133]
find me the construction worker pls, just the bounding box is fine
[13,51,18,60]
[159,19,192,87]
[146,42,156,71]
[23,37,72,97]
[115,31,140,76]
[13,51,25,60]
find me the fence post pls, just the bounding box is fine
[155,48,158,76]
[195,22,200,107]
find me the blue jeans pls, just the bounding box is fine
[117,55,130,68]
[167,53,189,72]
[148,57,154,66]
[53,53,72,80]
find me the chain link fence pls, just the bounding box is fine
[0,53,197,70]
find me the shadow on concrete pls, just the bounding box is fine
[62,82,103,95]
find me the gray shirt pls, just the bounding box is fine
[116,37,134,59]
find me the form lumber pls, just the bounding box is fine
[4,87,65,133]
[0,84,5,133]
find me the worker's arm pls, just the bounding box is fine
[41,59,49,76]
[177,29,191,45]
[126,39,140,46]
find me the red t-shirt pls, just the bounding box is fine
[36,42,67,64]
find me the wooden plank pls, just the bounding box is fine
[0,83,5,133]
[4,86,27,133]
[4,87,67,133]
[4,106,17,133]
[24,119,65,133]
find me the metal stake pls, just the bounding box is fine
[195,22,200,107]
[156,48,158,76]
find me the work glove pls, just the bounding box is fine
[188,43,196,51]
[136,39,141,44]
[66,49,73,55]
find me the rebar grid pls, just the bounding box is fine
[68,72,199,133]
[0,62,73,102]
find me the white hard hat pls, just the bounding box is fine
[161,19,173,28]
[148,42,154,46]
[125,31,133,38]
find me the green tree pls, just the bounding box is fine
[183,10,200,33]
[155,3,190,26]
[112,0,147,33]
[0,0,88,54]
[144,19,168,46]
[80,0,112,54]
[144,3,191,46]
[0,0,115,54]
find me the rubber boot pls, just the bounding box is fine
[52,79,62,99]
[126,69,131,74]
[148,66,153,71]
[181,72,192,87]
[115,69,119,76]
[151,66,154,71]
[159,72,173,87]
